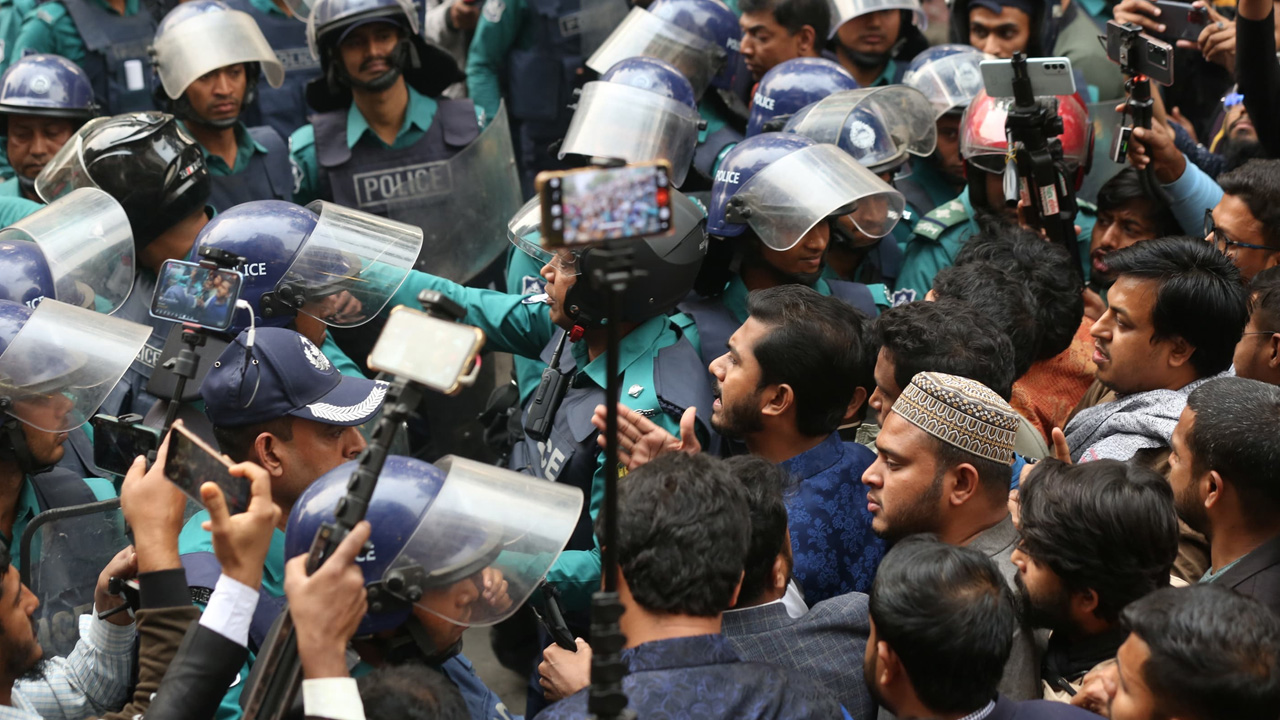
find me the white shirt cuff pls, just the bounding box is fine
[197,574,260,647]
[303,677,365,720]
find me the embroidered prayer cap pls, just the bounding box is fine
[892,371,1019,465]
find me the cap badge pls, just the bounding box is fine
[300,337,332,372]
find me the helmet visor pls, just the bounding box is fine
[731,143,904,249]
[787,87,936,168]
[280,201,423,327]
[0,300,151,432]
[560,81,701,187]
[508,196,581,276]
[903,46,986,116]
[829,0,926,32]
[153,10,286,100]
[383,455,583,627]
[33,117,111,203]
[586,8,723,99]
[0,188,134,314]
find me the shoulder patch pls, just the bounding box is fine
[914,218,947,241]
[1077,198,1097,213]
[890,288,918,306]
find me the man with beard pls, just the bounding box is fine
[604,285,884,603]
[865,537,1101,720]
[681,132,901,368]
[899,44,985,219]
[826,0,927,87]
[739,0,831,82]
[861,372,1042,700]
[1207,160,1280,281]
[1012,459,1179,700]
[150,1,292,211]
[1169,377,1280,614]
[1087,167,1180,307]
[1065,237,1248,583]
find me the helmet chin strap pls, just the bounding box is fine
[836,34,905,70]
[0,416,52,477]
[376,615,464,666]
[334,37,410,93]
[16,174,35,198]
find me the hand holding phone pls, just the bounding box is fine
[91,414,160,478]
[164,421,252,515]
[200,454,282,590]
[368,307,485,394]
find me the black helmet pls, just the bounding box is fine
[35,112,211,249]
[508,190,709,327]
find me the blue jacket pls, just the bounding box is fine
[1163,159,1224,238]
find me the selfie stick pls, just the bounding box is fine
[1004,52,1084,280]
[155,248,245,445]
[586,237,638,720]
[242,292,469,720]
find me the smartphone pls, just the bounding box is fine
[1152,0,1208,41]
[368,306,485,395]
[150,259,244,332]
[536,162,673,248]
[164,422,250,515]
[90,414,159,477]
[980,57,1077,99]
[1104,20,1175,86]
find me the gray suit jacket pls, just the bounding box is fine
[721,593,874,720]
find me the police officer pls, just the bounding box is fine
[827,0,927,87]
[0,55,97,203]
[899,43,985,217]
[11,0,158,114]
[279,454,581,720]
[0,298,149,652]
[151,1,292,211]
[465,0,627,194]
[0,0,38,77]
[680,132,904,367]
[186,199,423,380]
[745,56,857,137]
[35,111,213,418]
[225,0,323,139]
[179,325,389,719]
[782,84,935,288]
[584,0,753,188]
[896,89,1098,301]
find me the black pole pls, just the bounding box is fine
[586,239,638,720]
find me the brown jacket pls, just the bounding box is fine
[97,605,201,720]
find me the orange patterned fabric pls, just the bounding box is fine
[1012,317,1097,442]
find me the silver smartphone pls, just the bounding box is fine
[368,306,485,395]
[980,57,1077,98]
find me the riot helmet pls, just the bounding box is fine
[150,0,286,128]
[783,85,937,174]
[707,132,904,249]
[0,188,134,313]
[508,187,708,327]
[34,112,211,250]
[960,89,1093,209]
[285,454,582,638]
[187,199,422,333]
[587,0,743,100]
[948,0,1063,59]
[901,44,986,117]
[746,58,858,137]
[305,0,463,110]
[0,54,98,134]
[829,0,927,74]
[0,299,151,472]
[560,58,703,186]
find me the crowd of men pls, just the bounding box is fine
[0,0,1272,716]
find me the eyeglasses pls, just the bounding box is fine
[1204,209,1279,254]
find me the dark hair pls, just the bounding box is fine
[869,536,1016,714]
[933,437,1014,506]
[1248,265,1280,332]
[1121,585,1280,720]
[1105,237,1249,377]
[1018,459,1178,624]
[1217,159,1280,251]
[740,0,831,41]
[956,223,1085,360]
[211,417,295,464]
[874,299,1016,399]
[931,262,1040,379]
[1095,166,1181,239]
[1186,377,1280,525]
[747,285,872,437]
[607,453,751,617]
[724,455,794,607]
[356,664,469,720]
